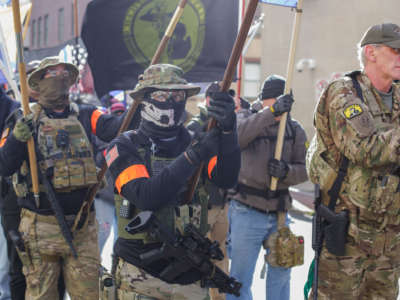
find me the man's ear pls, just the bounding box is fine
[365,45,378,63]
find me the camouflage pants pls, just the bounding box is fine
[18,208,100,300]
[115,258,209,300]
[310,230,400,300]
[207,204,229,300]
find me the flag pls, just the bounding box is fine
[81,0,238,98]
[259,0,298,8]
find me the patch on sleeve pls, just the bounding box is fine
[342,102,375,138]
[1,128,9,139]
[106,145,119,167]
[343,104,363,119]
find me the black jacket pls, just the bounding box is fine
[106,126,240,266]
[0,88,20,134]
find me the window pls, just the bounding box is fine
[243,62,261,99]
[44,14,49,46]
[31,19,36,48]
[37,17,42,47]
[58,8,64,43]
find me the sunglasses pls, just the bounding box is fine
[149,90,186,102]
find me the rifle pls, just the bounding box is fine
[33,137,78,258]
[125,211,242,296]
[312,184,349,299]
[311,185,323,300]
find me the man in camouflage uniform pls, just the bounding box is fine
[307,23,400,299]
[0,57,125,299]
[105,64,240,300]
[227,75,307,300]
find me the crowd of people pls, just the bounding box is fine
[0,21,399,300]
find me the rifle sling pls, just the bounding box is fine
[326,71,364,211]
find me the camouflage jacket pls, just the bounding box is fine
[309,71,400,231]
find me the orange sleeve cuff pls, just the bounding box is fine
[91,109,103,135]
[207,156,218,179]
[0,138,6,148]
[115,164,150,194]
[0,128,10,148]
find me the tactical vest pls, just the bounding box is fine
[12,103,97,197]
[116,146,208,243]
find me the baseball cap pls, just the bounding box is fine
[360,23,400,48]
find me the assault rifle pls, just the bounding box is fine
[34,137,78,258]
[125,211,242,296]
[312,185,349,299]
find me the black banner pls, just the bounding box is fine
[81,0,238,98]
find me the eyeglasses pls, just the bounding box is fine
[149,90,186,102]
[43,69,70,79]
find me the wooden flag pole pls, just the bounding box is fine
[73,0,79,42]
[184,0,260,203]
[270,0,303,192]
[11,0,40,207]
[74,0,190,229]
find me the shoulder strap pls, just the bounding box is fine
[327,71,364,209]
[345,70,365,104]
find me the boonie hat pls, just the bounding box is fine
[28,56,79,92]
[360,23,400,48]
[130,64,200,100]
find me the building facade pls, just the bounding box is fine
[26,0,90,61]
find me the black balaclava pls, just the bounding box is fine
[139,92,186,139]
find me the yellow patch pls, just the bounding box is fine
[305,140,310,149]
[343,104,363,119]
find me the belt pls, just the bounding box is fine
[236,183,288,200]
[233,199,277,215]
[21,208,91,230]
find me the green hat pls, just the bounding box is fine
[28,56,79,92]
[360,23,400,48]
[129,64,200,100]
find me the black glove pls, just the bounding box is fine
[207,91,236,132]
[271,92,294,116]
[268,159,289,179]
[185,128,220,165]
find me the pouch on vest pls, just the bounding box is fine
[262,226,304,270]
[12,161,29,198]
[306,134,338,193]
[35,104,98,191]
